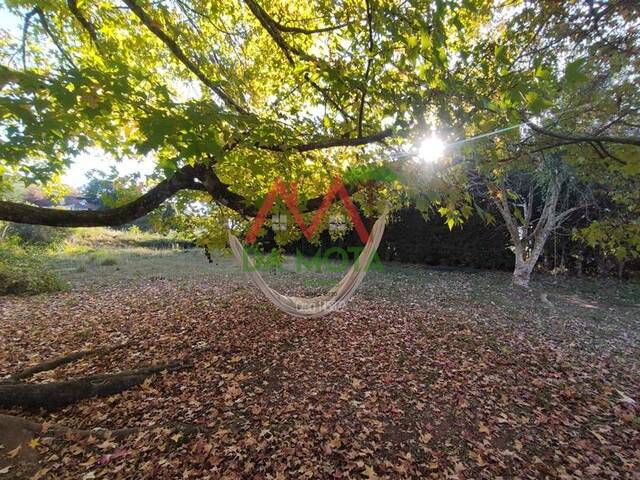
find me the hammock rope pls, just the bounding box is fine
[228,212,388,318]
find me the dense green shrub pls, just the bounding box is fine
[0,240,65,295]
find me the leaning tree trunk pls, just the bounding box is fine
[0,343,215,411]
[0,362,189,410]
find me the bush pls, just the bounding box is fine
[0,240,65,295]
[3,222,70,245]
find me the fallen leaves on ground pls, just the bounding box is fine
[0,274,638,479]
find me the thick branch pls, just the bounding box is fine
[121,0,247,114]
[0,165,205,227]
[491,188,522,251]
[526,120,640,147]
[0,128,393,227]
[530,174,562,242]
[242,0,297,64]
[259,128,393,153]
[67,0,102,52]
[195,165,256,216]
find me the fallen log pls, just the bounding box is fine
[0,361,191,410]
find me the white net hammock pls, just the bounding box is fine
[228,213,388,318]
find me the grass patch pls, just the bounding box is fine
[59,227,192,251]
[98,256,118,266]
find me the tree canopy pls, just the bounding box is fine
[0,0,638,249]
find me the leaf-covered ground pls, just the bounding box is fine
[1,248,639,479]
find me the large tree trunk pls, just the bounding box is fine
[512,251,535,288]
[513,261,533,287]
[511,229,551,288]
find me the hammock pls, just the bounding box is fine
[228,213,387,318]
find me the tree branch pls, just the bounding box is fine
[121,0,247,114]
[21,8,38,69]
[525,120,640,147]
[0,165,205,227]
[34,7,78,69]
[275,21,351,35]
[242,0,298,64]
[67,0,102,52]
[0,126,393,227]
[357,0,374,137]
[258,128,393,153]
[306,75,353,122]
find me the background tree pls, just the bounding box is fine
[471,155,593,287]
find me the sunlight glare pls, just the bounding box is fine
[418,136,445,163]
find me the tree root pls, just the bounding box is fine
[2,342,130,384]
[0,413,201,441]
[0,361,192,410]
[540,292,554,308]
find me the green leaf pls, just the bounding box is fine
[564,58,588,86]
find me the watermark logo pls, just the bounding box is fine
[242,176,383,275]
[245,177,369,244]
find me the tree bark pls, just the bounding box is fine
[0,163,361,227]
[617,260,625,279]
[0,361,190,410]
[0,166,206,227]
[512,251,535,288]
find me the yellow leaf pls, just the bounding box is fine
[363,464,379,479]
[32,467,51,480]
[351,378,364,389]
[328,435,341,449]
[590,430,607,445]
[28,438,41,449]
